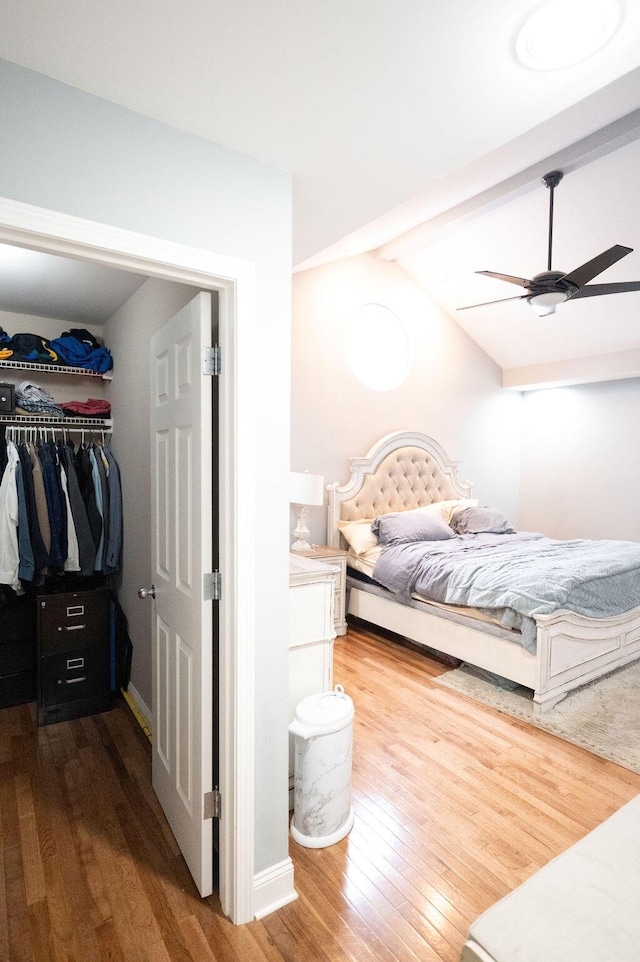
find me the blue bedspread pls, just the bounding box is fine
[372,532,640,652]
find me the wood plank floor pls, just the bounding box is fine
[2,623,639,961]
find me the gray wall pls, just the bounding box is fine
[520,379,640,541]
[291,253,523,543]
[0,58,292,877]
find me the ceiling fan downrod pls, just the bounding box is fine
[542,170,563,272]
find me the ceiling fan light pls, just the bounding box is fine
[515,0,622,70]
[529,290,569,315]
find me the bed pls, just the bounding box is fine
[327,430,640,714]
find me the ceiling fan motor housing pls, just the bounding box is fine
[529,270,579,295]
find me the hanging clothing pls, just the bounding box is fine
[0,433,123,592]
[59,443,96,577]
[0,442,22,593]
[18,444,50,573]
[16,462,35,583]
[76,445,102,549]
[38,441,67,570]
[103,447,123,575]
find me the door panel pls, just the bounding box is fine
[149,292,214,897]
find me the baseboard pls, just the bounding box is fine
[253,857,298,920]
[124,682,153,738]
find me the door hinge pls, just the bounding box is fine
[203,570,221,602]
[202,344,221,376]
[204,787,222,820]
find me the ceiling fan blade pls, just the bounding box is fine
[562,245,632,288]
[569,281,640,299]
[476,271,532,288]
[457,295,528,311]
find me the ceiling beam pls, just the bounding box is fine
[503,348,640,392]
[378,107,640,263]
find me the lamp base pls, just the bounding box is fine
[290,538,313,552]
[291,505,312,552]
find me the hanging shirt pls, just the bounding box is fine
[89,447,105,571]
[0,442,22,593]
[58,462,80,573]
[60,443,96,577]
[16,462,35,583]
[18,443,50,573]
[103,447,123,574]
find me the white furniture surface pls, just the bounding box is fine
[288,554,337,805]
[327,430,640,713]
[293,545,348,636]
[461,793,640,962]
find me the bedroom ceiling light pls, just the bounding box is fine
[528,290,569,316]
[515,0,622,70]
[345,303,409,391]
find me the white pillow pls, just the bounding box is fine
[413,498,478,525]
[338,518,377,555]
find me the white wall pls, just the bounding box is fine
[291,254,523,544]
[520,379,640,541]
[0,58,292,878]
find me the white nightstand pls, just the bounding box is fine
[294,545,348,636]
[288,553,338,807]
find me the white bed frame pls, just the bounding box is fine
[328,430,640,714]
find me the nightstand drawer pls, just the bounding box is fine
[39,592,109,653]
[39,647,108,707]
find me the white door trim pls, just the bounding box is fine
[0,195,256,924]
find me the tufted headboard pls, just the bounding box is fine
[327,431,473,549]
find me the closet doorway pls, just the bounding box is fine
[0,197,257,924]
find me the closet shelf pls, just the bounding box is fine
[0,359,113,380]
[0,415,112,431]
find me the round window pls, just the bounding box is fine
[345,303,409,391]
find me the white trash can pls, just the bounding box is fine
[289,684,354,848]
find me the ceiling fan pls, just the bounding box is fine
[458,170,640,316]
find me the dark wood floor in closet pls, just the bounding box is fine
[2,623,639,962]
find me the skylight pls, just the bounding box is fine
[515,0,622,70]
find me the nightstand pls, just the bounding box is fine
[289,554,338,808]
[294,545,348,636]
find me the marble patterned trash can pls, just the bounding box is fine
[289,685,355,848]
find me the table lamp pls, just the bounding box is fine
[289,471,324,551]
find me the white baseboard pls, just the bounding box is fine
[253,857,298,920]
[125,682,152,735]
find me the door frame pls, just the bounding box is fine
[0,195,256,924]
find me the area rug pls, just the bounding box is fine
[433,660,640,774]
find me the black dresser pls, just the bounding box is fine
[37,587,113,726]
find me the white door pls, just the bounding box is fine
[149,292,214,896]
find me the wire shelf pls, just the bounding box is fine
[0,415,112,431]
[0,359,112,380]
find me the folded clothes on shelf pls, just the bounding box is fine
[61,399,111,418]
[16,382,64,419]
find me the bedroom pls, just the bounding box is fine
[1,1,640,960]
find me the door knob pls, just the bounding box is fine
[138,585,156,600]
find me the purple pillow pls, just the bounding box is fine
[372,511,455,546]
[451,506,515,535]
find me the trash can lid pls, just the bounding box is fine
[292,684,354,736]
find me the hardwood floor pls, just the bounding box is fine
[2,623,639,961]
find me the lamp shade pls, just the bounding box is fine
[289,471,324,506]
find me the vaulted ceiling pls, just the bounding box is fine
[2,0,640,383]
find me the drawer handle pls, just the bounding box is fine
[57,624,86,632]
[57,676,87,685]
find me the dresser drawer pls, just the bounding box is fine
[39,592,109,654]
[39,646,108,707]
